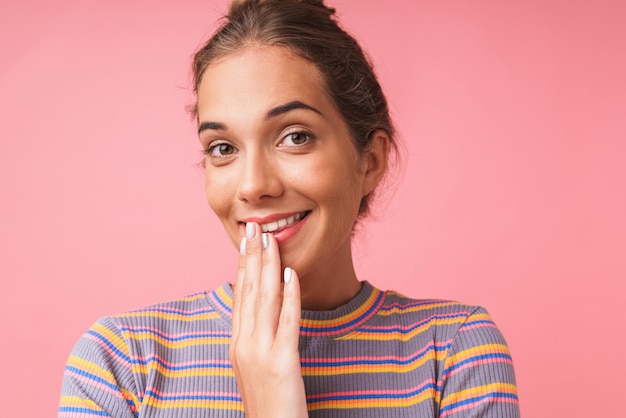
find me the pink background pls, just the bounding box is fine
[1,0,624,416]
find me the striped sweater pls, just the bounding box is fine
[59,281,520,417]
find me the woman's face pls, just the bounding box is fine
[196,46,379,282]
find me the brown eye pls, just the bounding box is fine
[291,133,308,144]
[283,131,312,146]
[205,141,236,157]
[217,143,234,155]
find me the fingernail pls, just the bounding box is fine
[284,267,292,284]
[261,233,269,250]
[246,222,256,239]
[239,237,247,255]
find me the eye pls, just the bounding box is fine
[280,131,314,147]
[205,141,236,157]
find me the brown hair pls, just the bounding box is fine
[191,0,399,217]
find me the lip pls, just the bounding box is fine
[239,210,310,245]
[241,211,306,225]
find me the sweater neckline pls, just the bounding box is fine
[206,281,385,339]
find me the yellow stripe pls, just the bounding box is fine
[301,290,381,329]
[307,388,436,411]
[181,293,207,302]
[441,382,517,408]
[446,343,511,366]
[118,311,221,322]
[120,332,229,348]
[59,395,104,410]
[91,323,129,354]
[339,316,467,342]
[132,362,234,378]
[302,350,444,376]
[142,397,244,410]
[67,356,119,384]
[378,301,465,316]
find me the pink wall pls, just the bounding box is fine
[1,0,624,415]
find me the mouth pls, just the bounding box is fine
[260,211,310,233]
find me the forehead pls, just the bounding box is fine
[196,46,331,119]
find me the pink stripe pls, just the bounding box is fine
[381,299,461,310]
[120,324,229,338]
[132,353,230,367]
[360,313,467,332]
[443,358,514,379]
[84,334,132,367]
[132,305,214,315]
[459,322,497,331]
[306,378,437,400]
[301,341,449,364]
[65,370,126,400]
[440,397,519,417]
[145,387,239,398]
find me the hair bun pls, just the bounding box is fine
[228,0,335,19]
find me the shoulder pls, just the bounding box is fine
[378,289,490,329]
[368,288,506,347]
[75,287,230,353]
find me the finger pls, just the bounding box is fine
[239,222,263,337]
[230,236,247,343]
[253,231,282,341]
[275,267,301,350]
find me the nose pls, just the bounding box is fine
[236,150,284,203]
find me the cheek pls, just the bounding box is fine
[204,170,235,218]
[296,156,364,212]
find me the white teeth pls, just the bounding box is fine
[259,211,307,233]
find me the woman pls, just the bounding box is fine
[59,0,520,417]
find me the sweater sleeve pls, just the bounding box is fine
[59,317,139,418]
[438,306,520,417]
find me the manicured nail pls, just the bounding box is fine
[284,267,292,284]
[239,237,247,255]
[261,233,269,250]
[246,222,256,240]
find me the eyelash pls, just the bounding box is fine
[201,129,315,161]
[204,141,235,157]
[278,130,315,147]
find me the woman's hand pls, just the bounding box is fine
[229,222,309,418]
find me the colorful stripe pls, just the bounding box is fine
[60,281,519,416]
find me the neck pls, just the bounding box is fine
[298,242,361,311]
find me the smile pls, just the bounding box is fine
[261,211,309,233]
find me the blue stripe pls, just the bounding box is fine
[59,407,109,416]
[301,343,446,367]
[65,366,120,392]
[119,326,230,342]
[440,391,518,412]
[444,352,513,374]
[308,382,437,403]
[379,299,458,312]
[132,307,216,317]
[86,330,132,363]
[463,319,495,327]
[300,291,383,333]
[130,355,232,370]
[358,312,469,335]
[213,290,233,314]
[144,390,241,402]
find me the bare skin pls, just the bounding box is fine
[229,223,308,418]
[198,46,390,417]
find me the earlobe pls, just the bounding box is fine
[361,130,390,196]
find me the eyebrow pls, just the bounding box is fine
[265,100,322,120]
[198,121,226,135]
[197,101,322,135]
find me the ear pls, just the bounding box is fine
[361,130,390,196]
